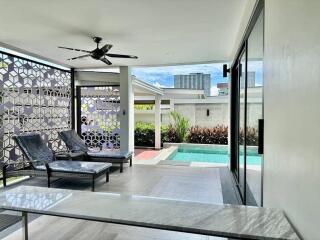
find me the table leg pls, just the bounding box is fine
[22,212,28,240]
[106,170,109,182]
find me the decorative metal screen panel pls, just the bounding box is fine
[0,52,71,174]
[78,86,120,149]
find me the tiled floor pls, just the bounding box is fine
[1,164,226,240]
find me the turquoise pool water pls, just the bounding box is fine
[169,147,261,165]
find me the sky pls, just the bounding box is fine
[132,62,262,96]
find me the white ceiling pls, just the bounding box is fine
[0,0,248,68]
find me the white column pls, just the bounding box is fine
[154,95,161,149]
[170,100,175,112]
[120,66,134,152]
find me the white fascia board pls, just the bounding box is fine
[133,78,164,95]
[134,95,155,101]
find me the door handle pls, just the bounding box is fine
[258,119,264,154]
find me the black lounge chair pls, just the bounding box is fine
[2,133,111,191]
[58,130,133,173]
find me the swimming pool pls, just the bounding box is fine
[167,145,261,165]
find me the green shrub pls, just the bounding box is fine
[135,121,258,147]
[169,111,189,142]
[134,121,169,147]
[134,104,154,110]
[134,122,154,147]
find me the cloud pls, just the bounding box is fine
[132,63,228,88]
[210,86,219,96]
[153,81,170,88]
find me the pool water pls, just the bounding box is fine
[169,148,261,165]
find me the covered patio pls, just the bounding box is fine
[0,0,306,239]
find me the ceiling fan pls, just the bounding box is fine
[58,37,138,65]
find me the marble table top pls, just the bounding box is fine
[0,186,300,240]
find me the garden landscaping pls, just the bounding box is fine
[134,112,258,147]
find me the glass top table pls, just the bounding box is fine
[0,186,300,240]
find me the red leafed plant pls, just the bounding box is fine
[239,127,259,146]
[187,125,228,145]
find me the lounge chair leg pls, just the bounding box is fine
[2,166,7,187]
[47,176,50,188]
[120,162,123,173]
[3,177,6,187]
[106,170,109,182]
[92,176,95,192]
[130,157,132,167]
[45,164,51,188]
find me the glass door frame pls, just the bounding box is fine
[230,42,248,204]
[230,0,264,205]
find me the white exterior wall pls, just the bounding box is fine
[135,111,156,123]
[195,103,228,127]
[263,1,320,239]
[135,102,260,129]
[173,104,196,126]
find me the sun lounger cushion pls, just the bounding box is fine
[35,160,112,174]
[58,130,88,152]
[87,150,133,159]
[13,134,55,167]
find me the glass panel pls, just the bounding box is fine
[238,50,246,198]
[246,11,264,206]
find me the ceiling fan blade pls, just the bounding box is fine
[67,54,91,60]
[100,44,113,53]
[106,53,138,59]
[58,46,91,53]
[101,58,112,65]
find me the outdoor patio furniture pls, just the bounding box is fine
[58,130,133,172]
[2,133,111,191]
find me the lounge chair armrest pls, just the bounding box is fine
[53,150,70,155]
[27,160,47,165]
[70,149,86,154]
[2,161,18,167]
[3,159,43,167]
[53,151,72,160]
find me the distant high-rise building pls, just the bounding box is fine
[174,73,211,96]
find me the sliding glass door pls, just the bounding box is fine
[238,48,247,199]
[246,11,264,206]
[230,1,264,206]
